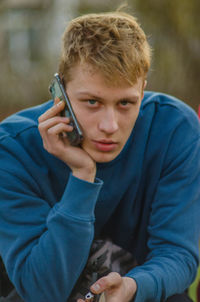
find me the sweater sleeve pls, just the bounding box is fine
[0,143,103,302]
[126,135,200,302]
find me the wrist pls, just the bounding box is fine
[72,165,96,183]
[123,277,137,301]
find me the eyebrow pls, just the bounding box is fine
[76,91,140,102]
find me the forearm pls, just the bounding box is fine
[2,174,103,302]
[129,137,200,302]
[16,213,93,302]
[126,247,198,302]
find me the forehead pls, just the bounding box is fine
[67,63,143,97]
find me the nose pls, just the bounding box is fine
[98,109,119,134]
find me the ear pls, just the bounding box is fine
[141,80,147,99]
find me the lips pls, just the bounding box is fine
[92,139,118,152]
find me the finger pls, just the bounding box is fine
[54,97,61,105]
[91,272,122,294]
[77,300,84,302]
[39,121,73,154]
[40,123,73,156]
[38,117,72,144]
[38,101,65,123]
[47,122,73,137]
[38,116,70,133]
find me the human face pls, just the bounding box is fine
[66,64,145,163]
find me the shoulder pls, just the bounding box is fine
[0,100,53,141]
[0,101,53,171]
[0,101,55,178]
[142,91,198,118]
[141,91,200,142]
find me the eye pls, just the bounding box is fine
[120,100,129,106]
[87,99,98,106]
[119,99,138,108]
[119,100,133,108]
[88,99,97,105]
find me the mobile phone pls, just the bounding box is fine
[49,73,83,146]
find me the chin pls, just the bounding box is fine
[82,141,123,163]
[96,157,115,163]
[88,150,121,163]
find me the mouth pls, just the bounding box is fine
[92,139,118,152]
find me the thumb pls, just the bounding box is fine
[90,272,122,294]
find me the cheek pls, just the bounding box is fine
[72,105,85,125]
[119,112,139,142]
[120,112,138,132]
[75,109,95,135]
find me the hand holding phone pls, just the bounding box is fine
[38,78,96,182]
[49,73,83,146]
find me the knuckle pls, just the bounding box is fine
[106,272,121,286]
[47,127,57,136]
[38,114,45,123]
[47,128,53,135]
[109,272,120,278]
[38,123,43,132]
[43,142,50,152]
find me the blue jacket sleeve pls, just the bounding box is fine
[126,135,200,302]
[0,156,103,302]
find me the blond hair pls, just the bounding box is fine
[58,11,151,86]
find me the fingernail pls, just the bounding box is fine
[91,283,101,292]
[57,101,63,106]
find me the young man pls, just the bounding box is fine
[0,11,200,302]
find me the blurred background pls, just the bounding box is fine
[0,0,199,121]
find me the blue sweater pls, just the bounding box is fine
[0,92,200,302]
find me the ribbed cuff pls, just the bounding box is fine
[57,173,103,220]
[126,270,157,302]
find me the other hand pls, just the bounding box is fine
[77,272,137,302]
